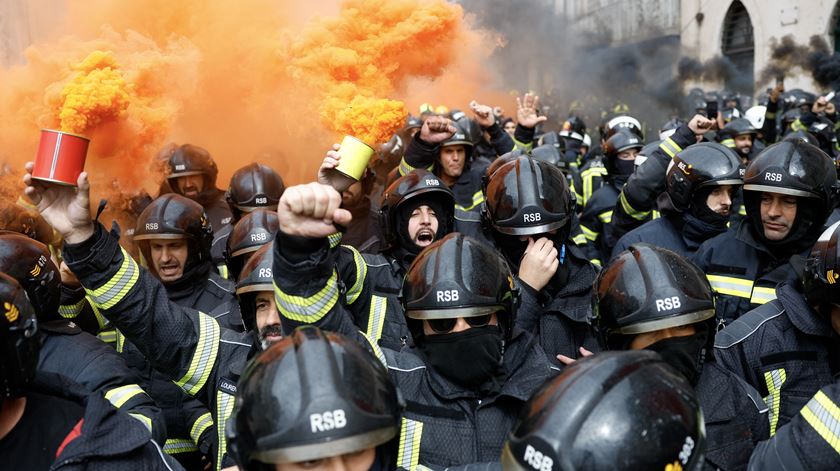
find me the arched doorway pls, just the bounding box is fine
[721,0,754,93]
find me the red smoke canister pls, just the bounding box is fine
[32,129,89,186]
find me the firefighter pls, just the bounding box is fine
[165,143,233,235]
[227,326,401,471]
[578,129,643,265]
[482,155,600,365]
[718,118,760,163]
[714,220,840,436]
[211,162,285,277]
[234,243,282,349]
[610,114,717,243]
[271,181,554,467]
[612,142,744,258]
[0,231,166,445]
[594,244,770,469]
[0,272,182,469]
[692,140,838,327]
[501,351,706,471]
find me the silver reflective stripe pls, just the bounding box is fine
[216,390,236,470]
[397,418,424,469]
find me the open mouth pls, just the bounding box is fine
[415,229,435,245]
[159,265,180,276]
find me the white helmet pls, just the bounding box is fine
[744,106,766,130]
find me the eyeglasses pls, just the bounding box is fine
[426,314,493,334]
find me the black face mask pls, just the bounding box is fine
[419,325,504,392]
[614,158,636,177]
[645,330,708,386]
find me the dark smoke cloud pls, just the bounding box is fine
[756,34,834,89]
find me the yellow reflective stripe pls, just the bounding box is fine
[707,275,753,298]
[571,234,587,245]
[598,210,613,224]
[619,192,650,220]
[129,413,153,433]
[59,298,86,319]
[739,204,747,216]
[398,158,416,176]
[764,368,787,436]
[86,296,108,330]
[590,259,601,268]
[801,390,840,454]
[344,246,367,305]
[750,286,777,305]
[115,330,125,353]
[659,137,682,158]
[190,412,214,444]
[216,390,236,470]
[97,329,117,344]
[652,210,661,220]
[583,174,592,205]
[217,264,229,280]
[164,438,199,454]
[104,383,146,408]
[366,295,388,343]
[360,331,387,367]
[579,224,598,241]
[720,138,736,148]
[274,272,340,323]
[791,119,807,132]
[328,232,343,249]
[512,138,533,152]
[765,112,776,120]
[456,191,485,212]
[85,248,139,309]
[397,418,424,470]
[174,313,221,396]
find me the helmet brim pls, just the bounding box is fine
[614,309,715,336]
[132,233,189,241]
[742,184,817,198]
[235,282,274,295]
[441,140,474,148]
[407,305,502,320]
[168,170,205,179]
[492,219,568,236]
[251,426,396,464]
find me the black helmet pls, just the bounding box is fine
[529,144,567,169]
[439,122,474,162]
[501,351,705,471]
[602,129,643,177]
[404,114,422,133]
[0,200,54,246]
[483,156,574,268]
[236,243,274,333]
[718,118,757,140]
[225,163,285,222]
[594,244,715,350]
[659,118,686,140]
[742,140,838,248]
[666,142,744,211]
[536,132,567,154]
[803,220,840,306]
[0,232,60,323]
[402,233,518,342]
[0,272,41,399]
[781,108,801,132]
[133,194,214,277]
[227,326,401,471]
[482,149,525,192]
[166,144,220,198]
[783,130,820,147]
[605,115,644,140]
[378,169,454,258]
[225,209,278,282]
[559,116,587,142]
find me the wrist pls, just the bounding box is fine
[63,224,95,245]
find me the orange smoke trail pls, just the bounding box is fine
[57,50,130,133]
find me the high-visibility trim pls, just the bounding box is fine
[274,272,340,323]
[164,438,199,455]
[750,286,777,305]
[398,158,416,177]
[707,275,753,299]
[396,418,424,470]
[579,224,598,242]
[659,137,682,158]
[344,246,367,305]
[174,313,221,396]
[190,412,214,444]
[360,331,387,367]
[115,330,125,353]
[97,329,117,344]
[104,383,146,408]
[59,298,86,319]
[765,112,776,120]
[129,413,153,433]
[455,191,485,212]
[590,259,601,268]
[328,232,343,249]
[571,233,587,245]
[85,248,139,309]
[366,295,388,343]
[87,297,108,330]
[800,390,840,454]
[598,210,613,224]
[739,205,747,216]
[720,138,736,148]
[512,138,533,152]
[216,389,236,470]
[217,264,229,280]
[791,119,807,132]
[764,368,787,436]
[619,192,650,220]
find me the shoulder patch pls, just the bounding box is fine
[219,377,237,395]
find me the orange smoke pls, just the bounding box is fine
[1,0,507,200]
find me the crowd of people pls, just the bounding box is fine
[2,74,840,471]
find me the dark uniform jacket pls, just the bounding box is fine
[748,379,840,470]
[37,320,166,445]
[692,220,801,328]
[578,182,621,266]
[63,224,256,470]
[515,244,601,366]
[32,372,184,470]
[272,230,556,469]
[715,282,840,436]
